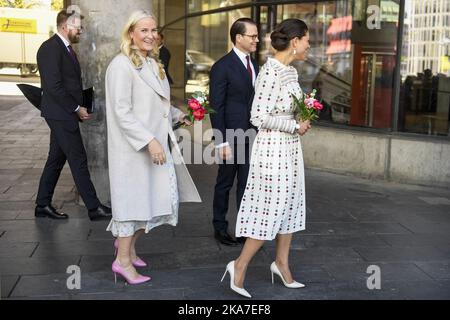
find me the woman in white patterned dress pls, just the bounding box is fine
[221,19,311,298]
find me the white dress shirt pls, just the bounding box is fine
[216,47,256,150]
[56,32,71,50]
[232,46,256,87]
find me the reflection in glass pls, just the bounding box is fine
[185,8,251,95]
[399,0,450,136]
[188,0,249,13]
[183,1,450,134]
[273,1,399,130]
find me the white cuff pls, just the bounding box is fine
[74,106,80,112]
[215,142,230,149]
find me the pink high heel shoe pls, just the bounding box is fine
[114,238,148,268]
[112,260,151,285]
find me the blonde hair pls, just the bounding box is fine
[120,10,165,80]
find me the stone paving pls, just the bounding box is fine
[1,96,450,300]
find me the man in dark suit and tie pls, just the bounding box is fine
[209,18,259,246]
[35,10,111,221]
[156,32,174,85]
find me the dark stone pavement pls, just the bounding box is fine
[1,97,450,300]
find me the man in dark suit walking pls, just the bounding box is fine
[209,18,259,246]
[156,32,174,85]
[35,10,111,221]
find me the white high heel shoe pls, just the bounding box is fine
[220,261,252,298]
[270,261,305,288]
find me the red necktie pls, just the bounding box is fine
[246,55,253,83]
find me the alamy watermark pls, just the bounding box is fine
[366,265,381,290]
[367,5,381,30]
[66,265,81,290]
[174,124,257,165]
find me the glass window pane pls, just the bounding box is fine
[272,0,399,129]
[188,0,249,13]
[399,0,450,136]
[183,0,408,132]
[186,8,251,95]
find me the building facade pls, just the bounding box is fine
[407,0,450,76]
[58,0,449,191]
[151,0,449,187]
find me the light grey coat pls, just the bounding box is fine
[105,53,201,222]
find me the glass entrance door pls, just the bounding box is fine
[351,52,396,129]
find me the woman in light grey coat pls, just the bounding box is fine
[105,10,201,284]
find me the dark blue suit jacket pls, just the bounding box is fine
[209,50,259,145]
[37,34,82,121]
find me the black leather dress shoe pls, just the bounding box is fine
[35,205,68,220]
[214,230,238,246]
[88,204,112,221]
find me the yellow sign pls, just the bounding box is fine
[441,56,450,74]
[0,18,37,34]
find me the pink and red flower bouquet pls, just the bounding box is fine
[292,89,323,122]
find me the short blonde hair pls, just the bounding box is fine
[120,10,165,79]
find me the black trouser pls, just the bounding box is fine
[36,119,100,210]
[212,143,250,232]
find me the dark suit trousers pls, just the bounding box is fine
[213,143,250,232]
[36,119,100,210]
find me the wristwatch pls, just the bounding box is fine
[295,123,301,130]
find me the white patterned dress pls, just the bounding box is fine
[235,57,306,241]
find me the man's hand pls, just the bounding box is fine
[77,107,91,121]
[217,145,233,161]
[297,120,311,136]
[148,138,166,165]
[180,114,193,126]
